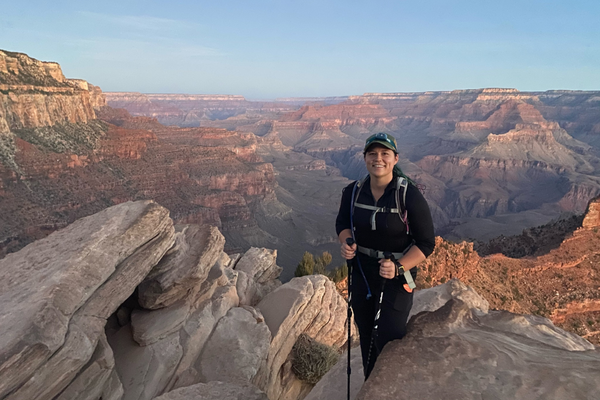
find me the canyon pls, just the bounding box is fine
[2,48,600,399]
[108,88,600,243]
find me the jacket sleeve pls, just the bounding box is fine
[406,184,436,257]
[335,183,355,236]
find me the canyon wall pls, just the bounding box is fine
[0,50,277,260]
[187,88,600,240]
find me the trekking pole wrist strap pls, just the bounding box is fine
[395,261,417,290]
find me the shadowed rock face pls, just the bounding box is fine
[255,275,358,400]
[357,298,600,400]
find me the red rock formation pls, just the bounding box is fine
[0,50,277,259]
[0,50,98,130]
[418,196,600,344]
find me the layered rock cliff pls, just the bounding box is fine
[0,50,97,130]
[0,50,277,260]
[108,85,600,243]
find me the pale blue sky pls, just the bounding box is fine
[1,0,598,98]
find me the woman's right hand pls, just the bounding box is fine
[341,242,357,260]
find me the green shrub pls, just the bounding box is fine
[328,263,348,283]
[295,252,315,277]
[291,333,340,384]
[295,251,334,278]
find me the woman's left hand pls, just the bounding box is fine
[379,259,396,279]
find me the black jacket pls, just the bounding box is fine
[335,176,435,258]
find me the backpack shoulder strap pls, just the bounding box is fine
[396,177,410,234]
[351,176,369,214]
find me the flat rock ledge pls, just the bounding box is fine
[357,298,600,400]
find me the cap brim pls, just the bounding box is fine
[364,140,396,152]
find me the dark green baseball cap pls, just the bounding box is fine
[364,132,398,153]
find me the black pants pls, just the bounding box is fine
[350,254,414,379]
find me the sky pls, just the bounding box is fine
[1,0,599,99]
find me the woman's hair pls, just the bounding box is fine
[393,164,416,186]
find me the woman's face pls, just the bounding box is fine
[364,145,398,179]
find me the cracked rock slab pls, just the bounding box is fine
[0,201,174,399]
[138,224,225,310]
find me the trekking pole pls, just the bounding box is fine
[365,252,394,378]
[345,238,354,400]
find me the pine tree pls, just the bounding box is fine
[314,251,332,275]
[295,251,315,277]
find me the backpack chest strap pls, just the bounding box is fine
[354,203,401,230]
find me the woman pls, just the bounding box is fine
[336,132,435,379]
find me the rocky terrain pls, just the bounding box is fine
[1,203,599,400]
[0,200,355,400]
[417,196,600,345]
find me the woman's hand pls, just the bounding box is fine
[341,242,357,260]
[379,259,396,279]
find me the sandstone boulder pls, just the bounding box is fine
[235,247,282,306]
[166,261,240,391]
[138,224,225,309]
[153,381,268,400]
[255,275,356,400]
[131,299,191,346]
[409,277,489,319]
[0,200,174,400]
[199,307,271,384]
[357,298,600,400]
[108,259,239,399]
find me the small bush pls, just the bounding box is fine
[295,252,315,277]
[328,263,348,283]
[291,333,340,385]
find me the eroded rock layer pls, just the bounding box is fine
[357,299,600,400]
[0,50,277,259]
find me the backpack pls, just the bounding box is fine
[351,175,410,234]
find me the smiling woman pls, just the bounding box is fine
[336,132,435,380]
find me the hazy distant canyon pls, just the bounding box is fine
[106,87,600,246]
[3,47,600,280]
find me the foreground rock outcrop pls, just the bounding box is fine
[311,279,600,400]
[0,200,356,400]
[0,200,175,400]
[358,297,600,400]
